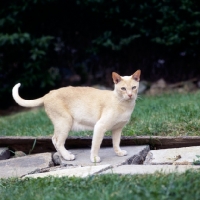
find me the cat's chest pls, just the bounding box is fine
[109,107,133,128]
[116,109,132,122]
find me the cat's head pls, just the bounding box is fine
[112,70,141,101]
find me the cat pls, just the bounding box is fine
[12,70,141,163]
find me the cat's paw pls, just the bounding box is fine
[116,150,127,157]
[90,155,101,163]
[62,152,76,161]
[69,153,76,160]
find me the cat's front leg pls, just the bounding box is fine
[112,128,128,157]
[90,121,107,163]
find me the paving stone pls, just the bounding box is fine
[0,153,53,178]
[144,146,200,165]
[24,164,111,179]
[103,165,200,174]
[0,147,10,160]
[53,145,150,166]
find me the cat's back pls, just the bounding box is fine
[45,86,113,105]
[61,86,112,100]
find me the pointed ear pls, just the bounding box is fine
[112,72,121,84]
[132,70,141,82]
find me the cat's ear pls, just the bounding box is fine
[132,70,141,82]
[112,72,121,84]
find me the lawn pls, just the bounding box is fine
[1,91,200,136]
[1,171,200,200]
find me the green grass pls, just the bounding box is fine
[1,171,200,200]
[0,109,53,137]
[126,91,200,136]
[1,91,200,136]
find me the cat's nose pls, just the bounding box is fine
[128,94,132,98]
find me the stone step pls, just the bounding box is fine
[0,153,53,178]
[53,145,150,166]
[103,165,200,174]
[3,145,200,179]
[144,146,200,165]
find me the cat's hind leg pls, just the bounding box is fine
[112,128,128,157]
[51,115,75,161]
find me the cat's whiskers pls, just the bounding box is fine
[117,97,125,103]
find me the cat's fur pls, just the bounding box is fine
[12,70,141,162]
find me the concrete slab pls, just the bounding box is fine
[53,145,150,166]
[144,146,200,165]
[0,147,10,160]
[103,165,200,174]
[0,153,53,178]
[24,164,111,179]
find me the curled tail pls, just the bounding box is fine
[12,83,44,107]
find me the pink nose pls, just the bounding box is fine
[128,94,132,98]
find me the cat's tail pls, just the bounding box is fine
[12,83,44,107]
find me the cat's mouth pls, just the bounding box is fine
[126,96,134,101]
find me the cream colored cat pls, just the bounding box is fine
[12,70,141,163]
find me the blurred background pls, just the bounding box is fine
[1,0,200,110]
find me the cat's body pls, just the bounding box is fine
[12,70,141,162]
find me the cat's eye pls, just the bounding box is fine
[132,86,136,90]
[121,87,126,91]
